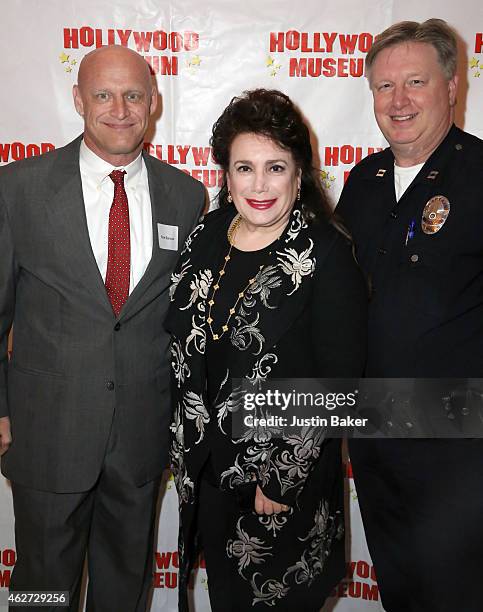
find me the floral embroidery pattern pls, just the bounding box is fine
[271,426,325,496]
[170,259,192,302]
[251,574,289,607]
[180,269,213,311]
[214,371,245,434]
[171,338,190,388]
[220,455,258,489]
[246,353,279,389]
[284,503,344,587]
[231,312,264,354]
[258,512,291,538]
[276,239,315,295]
[285,209,308,243]
[241,266,281,311]
[185,314,206,356]
[182,390,209,445]
[227,518,272,574]
[169,407,194,503]
[180,220,205,255]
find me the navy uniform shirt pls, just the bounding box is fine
[337,125,483,377]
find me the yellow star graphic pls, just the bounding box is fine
[320,170,328,180]
[469,57,479,69]
[475,71,481,78]
[266,56,275,67]
[59,52,70,63]
[190,55,201,66]
[70,59,77,66]
[65,66,72,73]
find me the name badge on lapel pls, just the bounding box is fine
[157,223,178,251]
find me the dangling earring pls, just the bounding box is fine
[227,191,233,203]
[297,187,301,201]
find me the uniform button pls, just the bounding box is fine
[390,211,397,219]
[106,381,115,391]
[410,254,419,263]
[114,322,121,331]
[378,248,387,255]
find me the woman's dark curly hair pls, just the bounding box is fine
[210,88,333,223]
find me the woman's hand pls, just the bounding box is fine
[254,485,290,515]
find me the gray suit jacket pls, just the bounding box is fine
[0,136,205,492]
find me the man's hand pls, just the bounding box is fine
[0,416,12,455]
[254,485,290,515]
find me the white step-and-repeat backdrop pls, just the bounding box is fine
[1,1,482,610]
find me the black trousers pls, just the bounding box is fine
[9,417,161,612]
[349,439,483,612]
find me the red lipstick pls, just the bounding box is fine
[246,198,277,210]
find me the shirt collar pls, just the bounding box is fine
[79,139,143,189]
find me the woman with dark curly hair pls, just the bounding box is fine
[166,89,367,611]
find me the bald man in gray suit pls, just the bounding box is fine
[0,46,205,611]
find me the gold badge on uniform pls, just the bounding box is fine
[421,195,450,234]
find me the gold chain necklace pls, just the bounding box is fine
[206,214,257,341]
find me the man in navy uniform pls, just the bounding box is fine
[337,19,483,612]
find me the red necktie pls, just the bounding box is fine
[105,170,130,317]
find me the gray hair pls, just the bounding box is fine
[366,18,458,81]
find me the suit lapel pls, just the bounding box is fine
[45,137,113,314]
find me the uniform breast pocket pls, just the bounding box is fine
[397,246,450,318]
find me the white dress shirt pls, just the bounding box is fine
[79,140,153,294]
